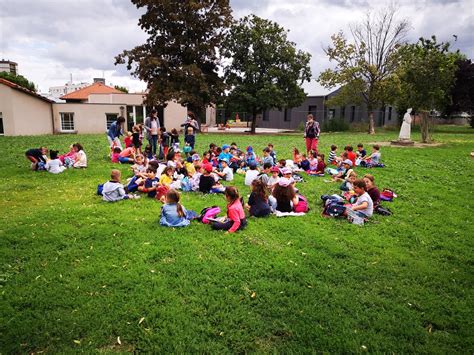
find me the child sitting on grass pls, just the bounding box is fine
[246,179,272,217]
[211,186,247,233]
[361,144,382,167]
[268,143,277,165]
[216,159,234,181]
[269,178,299,213]
[160,189,191,227]
[262,147,274,166]
[138,168,159,198]
[111,147,121,163]
[327,145,338,165]
[244,162,259,186]
[102,169,136,202]
[340,171,357,191]
[199,164,225,193]
[344,179,374,223]
[73,143,87,168]
[45,150,66,174]
[363,174,380,207]
[25,147,48,171]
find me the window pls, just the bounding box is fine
[60,112,75,131]
[0,112,3,135]
[388,107,392,121]
[284,108,291,121]
[341,106,346,119]
[308,105,317,116]
[328,109,336,120]
[106,113,118,129]
[263,110,269,121]
[350,106,356,122]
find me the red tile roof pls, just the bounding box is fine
[60,82,122,100]
[0,78,53,103]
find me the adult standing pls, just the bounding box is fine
[144,109,160,156]
[304,114,320,155]
[181,111,200,135]
[107,116,126,149]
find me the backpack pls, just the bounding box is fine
[323,203,346,217]
[181,177,193,192]
[294,194,309,213]
[292,174,304,183]
[97,183,104,196]
[198,206,221,224]
[375,204,392,216]
[380,189,396,202]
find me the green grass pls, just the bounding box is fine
[1,127,473,353]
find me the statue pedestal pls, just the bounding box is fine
[391,139,415,146]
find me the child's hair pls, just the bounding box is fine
[353,179,367,191]
[160,126,166,132]
[132,125,139,132]
[135,154,144,162]
[209,143,216,150]
[317,153,325,161]
[50,150,59,160]
[74,143,84,151]
[225,186,240,204]
[263,147,270,153]
[249,164,257,170]
[348,171,357,178]
[308,150,316,158]
[363,174,375,182]
[231,142,237,146]
[342,152,348,159]
[146,167,156,174]
[251,179,268,200]
[302,154,307,158]
[113,147,121,153]
[148,160,159,170]
[171,128,178,135]
[111,169,121,181]
[203,150,211,157]
[194,163,202,171]
[293,147,300,154]
[278,159,286,166]
[163,166,174,176]
[331,145,337,151]
[268,143,274,148]
[165,189,185,217]
[144,144,152,152]
[357,143,364,148]
[272,183,296,201]
[347,145,353,152]
[127,131,132,136]
[216,147,222,154]
[263,162,272,170]
[373,144,380,151]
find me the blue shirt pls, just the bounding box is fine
[218,152,232,162]
[160,203,190,227]
[107,121,122,139]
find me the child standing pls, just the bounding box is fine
[159,127,170,159]
[124,132,133,148]
[132,125,142,153]
[170,128,180,151]
[45,150,66,174]
[211,186,247,233]
[160,189,191,227]
[102,169,134,202]
[184,126,195,149]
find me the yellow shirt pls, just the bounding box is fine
[185,162,196,176]
[159,174,173,186]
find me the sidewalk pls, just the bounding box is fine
[206,126,295,134]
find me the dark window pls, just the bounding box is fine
[0,112,3,134]
[350,106,356,122]
[284,108,291,121]
[308,105,317,116]
[60,112,75,131]
[388,107,392,121]
[106,113,118,129]
[341,106,346,119]
[263,110,269,121]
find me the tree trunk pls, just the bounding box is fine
[420,111,432,143]
[368,111,376,134]
[250,110,257,134]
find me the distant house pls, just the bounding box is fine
[257,89,398,130]
[0,78,216,136]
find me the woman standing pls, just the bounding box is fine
[144,109,160,156]
[107,116,125,149]
[304,114,320,155]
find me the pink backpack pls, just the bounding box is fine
[199,206,221,224]
[294,194,309,213]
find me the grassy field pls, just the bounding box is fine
[0,126,473,353]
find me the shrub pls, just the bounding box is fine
[323,118,349,132]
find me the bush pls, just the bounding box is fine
[323,118,349,132]
[297,121,305,131]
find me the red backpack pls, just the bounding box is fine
[294,194,309,213]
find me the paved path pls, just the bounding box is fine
[206,127,295,134]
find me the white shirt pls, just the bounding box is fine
[73,150,87,168]
[45,159,66,174]
[151,120,158,135]
[244,169,259,186]
[354,192,374,217]
[222,166,233,181]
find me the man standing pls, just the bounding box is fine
[304,114,320,154]
[107,116,126,149]
[144,109,161,156]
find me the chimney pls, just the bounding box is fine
[93,78,105,85]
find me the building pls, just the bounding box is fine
[257,89,398,130]
[0,60,18,75]
[48,80,90,100]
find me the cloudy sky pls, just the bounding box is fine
[0,0,472,95]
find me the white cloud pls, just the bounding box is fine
[0,0,472,95]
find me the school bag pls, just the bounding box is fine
[198,206,221,224]
[97,184,104,196]
[181,177,193,192]
[380,189,397,202]
[292,174,305,183]
[323,203,346,217]
[294,194,309,213]
[375,205,392,216]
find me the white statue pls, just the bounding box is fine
[399,108,413,141]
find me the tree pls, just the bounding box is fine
[114,85,129,93]
[222,15,312,134]
[318,6,409,134]
[0,71,37,92]
[397,36,460,142]
[444,58,474,120]
[115,0,232,119]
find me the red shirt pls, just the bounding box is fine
[347,151,356,166]
[227,199,245,233]
[316,161,326,174]
[124,136,132,148]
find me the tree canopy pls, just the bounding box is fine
[115,0,233,115]
[114,85,129,94]
[0,71,37,92]
[444,58,474,118]
[222,15,312,133]
[318,6,409,134]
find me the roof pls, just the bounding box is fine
[0,78,53,103]
[60,82,122,100]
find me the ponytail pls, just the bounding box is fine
[176,202,185,218]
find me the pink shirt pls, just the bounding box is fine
[227,200,245,233]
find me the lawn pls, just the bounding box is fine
[0,126,473,353]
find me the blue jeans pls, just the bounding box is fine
[149,135,158,155]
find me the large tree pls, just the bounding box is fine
[397,36,461,142]
[318,6,409,134]
[444,58,474,120]
[222,15,312,134]
[115,0,232,118]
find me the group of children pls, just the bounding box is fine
[25,143,87,173]
[100,138,387,231]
